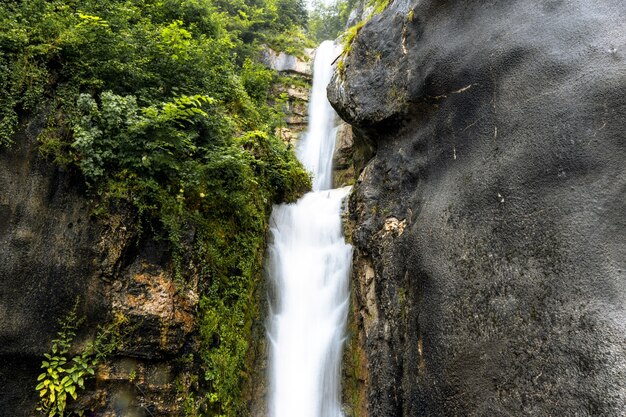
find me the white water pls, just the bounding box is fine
[267,41,352,417]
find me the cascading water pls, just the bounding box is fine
[267,40,352,417]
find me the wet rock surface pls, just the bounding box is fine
[333,122,356,187]
[331,1,626,416]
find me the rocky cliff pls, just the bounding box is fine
[0,47,314,416]
[0,111,199,416]
[330,1,626,415]
[263,46,314,148]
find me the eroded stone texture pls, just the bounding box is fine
[263,47,314,149]
[273,82,311,148]
[333,122,356,187]
[331,1,626,416]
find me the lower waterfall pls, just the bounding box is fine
[267,40,352,417]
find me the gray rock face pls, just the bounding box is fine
[0,112,107,415]
[330,1,626,416]
[265,47,314,149]
[261,47,314,76]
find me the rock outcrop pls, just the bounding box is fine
[263,47,314,147]
[0,112,199,416]
[261,47,314,76]
[332,122,355,187]
[330,1,626,416]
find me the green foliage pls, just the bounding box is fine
[0,0,313,147]
[241,59,274,103]
[276,0,308,29]
[71,91,215,184]
[1,1,314,415]
[276,73,310,90]
[36,302,128,417]
[3,1,315,415]
[264,25,315,58]
[307,0,358,43]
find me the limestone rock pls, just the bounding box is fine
[271,79,311,148]
[332,122,355,187]
[261,47,314,76]
[331,1,626,416]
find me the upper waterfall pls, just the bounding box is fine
[297,41,341,190]
[267,40,352,417]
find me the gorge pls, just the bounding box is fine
[1,0,625,416]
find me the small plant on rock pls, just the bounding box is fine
[36,301,128,417]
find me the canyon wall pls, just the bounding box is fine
[0,110,198,416]
[330,1,626,415]
[0,50,313,417]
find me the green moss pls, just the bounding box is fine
[407,8,415,22]
[337,21,365,76]
[336,0,390,77]
[370,0,390,16]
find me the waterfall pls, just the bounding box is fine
[267,41,352,417]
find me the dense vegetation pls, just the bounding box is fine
[307,0,358,43]
[0,0,363,414]
[0,0,314,415]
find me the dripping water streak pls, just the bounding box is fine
[268,40,352,417]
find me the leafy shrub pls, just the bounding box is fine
[36,302,128,417]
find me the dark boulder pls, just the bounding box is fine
[330,1,626,415]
